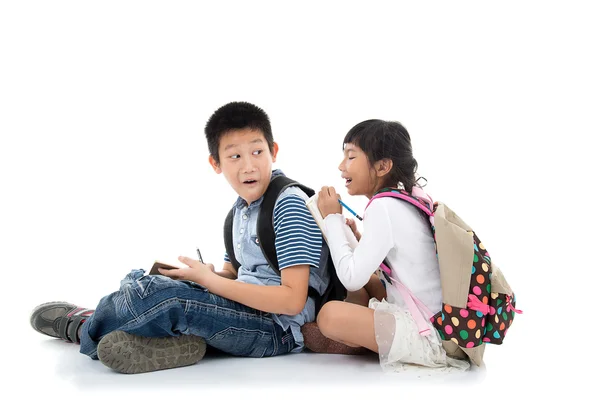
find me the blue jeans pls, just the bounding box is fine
[79,270,295,359]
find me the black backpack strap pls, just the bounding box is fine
[257,175,314,274]
[224,208,241,271]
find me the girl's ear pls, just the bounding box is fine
[374,158,393,177]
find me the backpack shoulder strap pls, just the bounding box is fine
[366,188,435,226]
[257,175,315,275]
[366,189,433,216]
[223,207,241,271]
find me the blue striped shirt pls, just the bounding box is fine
[223,194,322,268]
[273,195,322,269]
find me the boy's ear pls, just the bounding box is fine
[271,142,279,163]
[209,155,222,174]
[375,158,393,177]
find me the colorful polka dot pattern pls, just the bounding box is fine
[430,232,517,347]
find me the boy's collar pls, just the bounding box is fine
[234,169,285,209]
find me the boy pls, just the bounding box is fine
[29,101,330,373]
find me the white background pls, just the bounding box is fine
[1,1,598,398]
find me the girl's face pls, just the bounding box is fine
[338,143,381,198]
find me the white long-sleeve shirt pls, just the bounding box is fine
[323,196,443,313]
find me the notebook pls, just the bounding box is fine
[305,193,359,249]
[305,193,327,241]
[148,261,189,276]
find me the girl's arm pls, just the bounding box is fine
[323,201,394,291]
[364,272,386,301]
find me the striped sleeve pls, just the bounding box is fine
[224,252,230,263]
[274,194,323,269]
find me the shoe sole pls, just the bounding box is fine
[97,331,207,374]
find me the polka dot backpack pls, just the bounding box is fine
[366,186,522,366]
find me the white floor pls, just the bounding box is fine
[18,328,488,400]
[12,311,591,400]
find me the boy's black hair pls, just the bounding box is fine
[204,101,274,164]
[343,119,419,191]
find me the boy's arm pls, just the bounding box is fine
[161,258,309,315]
[202,264,309,315]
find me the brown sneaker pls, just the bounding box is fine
[301,322,369,355]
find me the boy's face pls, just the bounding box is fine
[209,128,278,205]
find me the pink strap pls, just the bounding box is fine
[379,262,392,276]
[366,187,435,226]
[466,294,491,315]
[505,295,523,314]
[411,186,434,214]
[381,263,434,336]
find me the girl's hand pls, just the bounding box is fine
[159,256,215,284]
[346,217,362,241]
[318,186,342,218]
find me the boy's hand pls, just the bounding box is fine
[159,256,215,284]
[318,186,342,218]
[346,217,362,241]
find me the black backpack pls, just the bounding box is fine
[224,175,347,314]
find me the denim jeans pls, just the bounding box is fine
[79,269,295,359]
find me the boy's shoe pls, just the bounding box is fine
[97,330,207,374]
[301,322,370,355]
[30,301,94,343]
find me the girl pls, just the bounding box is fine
[305,119,469,372]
